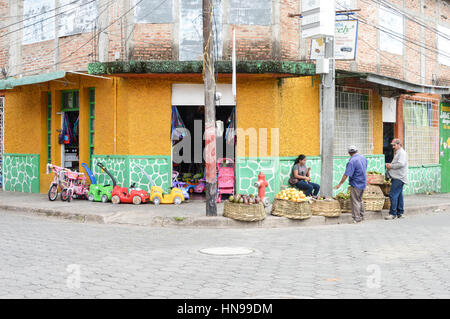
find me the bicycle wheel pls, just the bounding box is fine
[48,184,58,201]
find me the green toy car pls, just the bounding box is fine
[87,163,116,203]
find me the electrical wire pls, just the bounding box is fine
[1,0,116,76]
[0,0,113,51]
[367,0,450,42]
[0,0,98,39]
[0,0,90,31]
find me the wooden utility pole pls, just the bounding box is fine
[203,0,217,216]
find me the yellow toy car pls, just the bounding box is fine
[150,186,185,205]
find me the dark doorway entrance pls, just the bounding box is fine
[383,123,395,164]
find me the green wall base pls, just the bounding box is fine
[235,155,441,199]
[92,155,171,192]
[2,154,40,193]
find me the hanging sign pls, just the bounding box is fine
[310,20,358,60]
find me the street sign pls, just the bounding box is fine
[310,20,358,60]
[301,0,335,39]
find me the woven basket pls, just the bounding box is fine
[367,174,385,185]
[223,201,266,222]
[311,199,341,217]
[379,183,391,197]
[362,185,385,211]
[271,199,312,220]
[337,198,352,213]
[383,197,391,210]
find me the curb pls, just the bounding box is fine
[1,202,449,228]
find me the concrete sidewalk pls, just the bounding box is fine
[0,190,449,228]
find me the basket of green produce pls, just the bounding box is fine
[311,197,341,217]
[223,194,266,222]
[335,190,351,213]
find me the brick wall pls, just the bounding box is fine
[22,40,56,75]
[0,0,9,77]
[133,24,173,60]
[281,0,300,60]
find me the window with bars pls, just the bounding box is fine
[403,98,440,166]
[61,90,79,111]
[334,86,373,156]
[47,93,52,163]
[88,88,95,167]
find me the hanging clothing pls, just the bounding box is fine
[171,106,187,141]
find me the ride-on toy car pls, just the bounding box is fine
[150,186,185,205]
[86,163,115,203]
[135,165,185,205]
[111,182,150,205]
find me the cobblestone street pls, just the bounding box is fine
[1,209,450,299]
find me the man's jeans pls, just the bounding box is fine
[389,178,405,217]
[295,180,320,196]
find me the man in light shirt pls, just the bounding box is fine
[385,138,408,220]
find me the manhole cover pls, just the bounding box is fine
[199,247,255,256]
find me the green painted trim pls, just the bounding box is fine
[46,92,51,164]
[88,88,95,168]
[94,154,171,159]
[410,164,441,168]
[4,153,40,156]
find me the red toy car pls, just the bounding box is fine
[110,183,150,205]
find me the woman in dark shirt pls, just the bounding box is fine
[290,154,320,197]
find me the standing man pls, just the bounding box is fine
[385,138,408,220]
[334,146,368,223]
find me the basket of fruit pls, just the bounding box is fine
[367,171,385,185]
[383,196,391,210]
[311,197,341,217]
[335,190,351,213]
[223,194,266,222]
[379,179,392,197]
[362,184,385,211]
[271,188,312,220]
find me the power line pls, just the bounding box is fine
[0,0,86,32]
[0,0,98,39]
[349,8,450,62]
[364,0,450,42]
[1,0,116,75]
[0,0,113,52]
[8,0,147,78]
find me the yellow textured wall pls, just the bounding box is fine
[4,86,42,154]
[372,91,383,155]
[279,76,320,157]
[125,79,172,155]
[236,79,280,157]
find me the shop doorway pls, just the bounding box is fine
[383,123,395,164]
[171,105,236,200]
[61,91,80,171]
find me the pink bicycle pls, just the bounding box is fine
[61,170,89,202]
[46,164,89,202]
[46,163,69,201]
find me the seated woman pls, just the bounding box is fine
[290,154,320,197]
